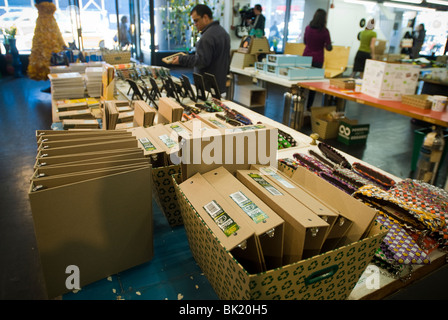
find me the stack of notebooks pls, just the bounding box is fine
[48,72,85,100]
[85,67,103,97]
[29,129,154,299]
[49,66,70,74]
[69,62,87,73]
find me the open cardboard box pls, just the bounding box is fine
[174,166,386,300]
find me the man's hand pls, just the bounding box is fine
[171,56,180,65]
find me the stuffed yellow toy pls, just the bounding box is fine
[27,0,66,80]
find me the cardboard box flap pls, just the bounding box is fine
[290,166,377,245]
[236,169,330,263]
[201,166,285,270]
[178,173,265,274]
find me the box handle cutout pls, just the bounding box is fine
[305,265,339,286]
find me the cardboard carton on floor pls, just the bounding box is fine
[236,169,330,263]
[179,172,265,274]
[310,106,346,140]
[202,166,285,270]
[174,165,386,300]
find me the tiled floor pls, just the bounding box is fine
[0,72,447,300]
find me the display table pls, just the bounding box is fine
[51,73,447,300]
[298,80,448,128]
[229,67,325,130]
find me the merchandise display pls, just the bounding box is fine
[24,57,448,301]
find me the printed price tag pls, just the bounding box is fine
[230,191,268,224]
[203,200,239,237]
[248,173,283,196]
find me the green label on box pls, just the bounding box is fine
[158,134,177,148]
[203,200,240,237]
[259,167,295,188]
[138,137,157,151]
[248,173,283,196]
[209,119,228,128]
[170,124,187,133]
[229,191,269,224]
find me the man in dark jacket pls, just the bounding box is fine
[172,4,230,95]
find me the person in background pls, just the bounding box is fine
[269,21,280,52]
[400,19,414,56]
[351,18,376,79]
[171,4,230,95]
[118,16,131,48]
[249,4,266,37]
[412,23,426,59]
[302,8,332,110]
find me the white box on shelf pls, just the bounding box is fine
[361,59,420,100]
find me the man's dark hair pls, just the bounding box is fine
[191,4,213,19]
[254,4,262,12]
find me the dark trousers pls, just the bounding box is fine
[306,61,324,110]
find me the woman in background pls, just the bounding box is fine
[351,18,376,79]
[303,8,332,110]
[412,23,426,59]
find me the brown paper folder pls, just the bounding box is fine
[202,167,285,270]
[38,134,137,150]
[37,131,132,144]
[179,173,265,274]
[236,169,329,264]
[32,158,150,179]
[36,139,138,158]
[34,148,143,168]
[28,164,153,299]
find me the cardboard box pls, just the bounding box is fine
[158,97,184,123]
[179,123,278,181]
[338,120,370,145]
[230,52,257,69]
[202,166,285,270]
[127,126,167,167]
[329,78,356,90]
[174,166,386,300]
[361,59,420,100]
[233,84,266,108]
[179,173,265,274]
[236,169,330,263]
[254,165,354,252]
[144,124,181,164]
[237,36,271,54]
[311,106,345,140]
[132,100,156,127]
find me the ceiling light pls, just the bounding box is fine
[343,0,378,5]
[426,0,448,6]
[383,1,436,11]
[391,0,422,3]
